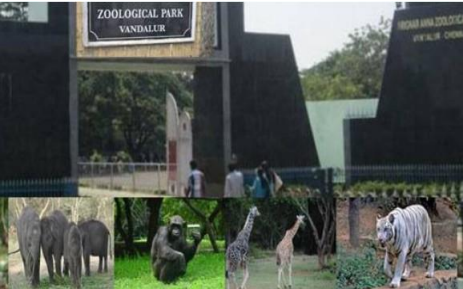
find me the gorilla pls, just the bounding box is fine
[151,215,201,283]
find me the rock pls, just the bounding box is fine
[375,270,457,289]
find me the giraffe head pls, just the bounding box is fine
[250,206,260,217]
[296,215,305,225]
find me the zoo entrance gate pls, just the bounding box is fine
[1,164,463,196]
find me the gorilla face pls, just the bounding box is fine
[169,224,182,239]
[168,215,185,241]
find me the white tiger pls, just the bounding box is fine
[376,204,434,288]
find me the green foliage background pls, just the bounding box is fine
[224,198,318,251]
[79,72,193,161]
[301,18,390,101]
[114,199,224,243]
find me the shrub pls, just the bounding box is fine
[337,247,457,289]
[337,247,387,289]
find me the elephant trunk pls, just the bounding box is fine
[25,247,40,285]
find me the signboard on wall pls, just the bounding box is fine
[83,2,195,46]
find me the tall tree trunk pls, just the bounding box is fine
[183,199,222,253]
[146,198,163,251]
[115,198,135,255]
[115,199,129,255]
[318,250,326,268]
[349,198,360,248]
[303,197,335,269]
[123,198,135,255]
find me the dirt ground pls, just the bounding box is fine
[228,253,334,289]
[336,198,458,254]
[9,245,114,289]
[375,269,456,289]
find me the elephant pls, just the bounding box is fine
[64,222,82,289]
[78,219,111,276]
[40,210,68,283]
[17,207,41,287]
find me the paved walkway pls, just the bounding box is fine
[79,187,166,198]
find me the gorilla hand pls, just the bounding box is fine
[191,231,201,245]
[174,251,185,261]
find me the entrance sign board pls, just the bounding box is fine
[83,2,196,47]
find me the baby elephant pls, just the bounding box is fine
[64,223,82,289]
[78,219,111,276]
[41,210,68,283]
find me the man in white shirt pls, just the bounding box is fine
[186,160,206,198]
[224,163,245,198]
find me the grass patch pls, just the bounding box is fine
[248,244,274,260]
[235,254,334,289]
[115,251,224,289]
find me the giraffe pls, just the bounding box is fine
[276,215,305,289]
[226,206,260,289]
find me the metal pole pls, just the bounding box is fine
[157,164,161,193]
[132,163,136,192]
[110,163,114,190]
[91,162,94,188]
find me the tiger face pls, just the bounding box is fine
[376,214,395,247]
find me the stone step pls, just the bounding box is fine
[375,270,456,289]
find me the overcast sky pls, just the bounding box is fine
[245,2,396,69]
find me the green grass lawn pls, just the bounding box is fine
[229,252,335,289]
[115,251,225,289]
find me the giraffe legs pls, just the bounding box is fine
[227,271,239,289]
[240,263,249,289]
[282,267,288,288]
[277,259,293,289]
[278,264,289,288]
[277,266,283,289]
[288,255,294,288]
[288,262,293,288]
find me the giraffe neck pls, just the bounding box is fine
[284,220,301,241]
[239,213,255,243]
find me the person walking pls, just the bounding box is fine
[186,160,206,198]
[261,160,282,196]
[224,163,245,198]
[250,168,270,198]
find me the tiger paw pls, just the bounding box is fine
[389,280,400,288]
[425,272,434,278]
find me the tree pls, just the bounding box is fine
[114,198,225,256]
[294,197,335,269]
[79,72,193,161]
[349,198,360,248]
[0,2,28,21]
[301,18,391,101]
[146,198,163,250]
[115,198,135,255]
[183,199,222,253]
